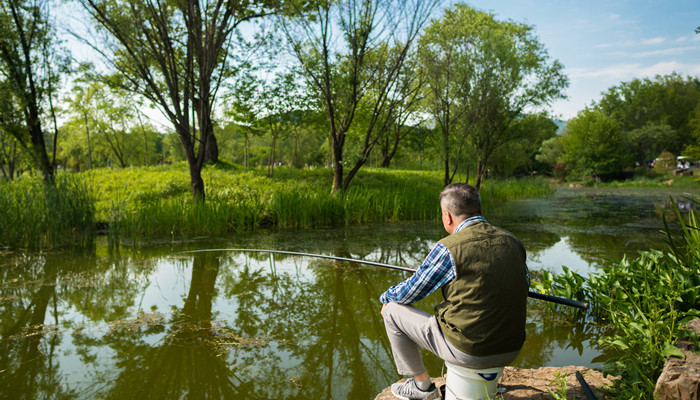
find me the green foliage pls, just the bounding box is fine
[598,73,700,155]
[560,108,631,180]
[490,114,559,177]
[80,164,553,241]
[0,174,95,249]
[0,0,69,180]
[654,151,676,171]
[535,196,700,398]
[536,136,564,171]
[626,123,679,165]
[417,4,568,187]
[547,372,569,400]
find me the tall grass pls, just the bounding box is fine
[79,164,554,241]
[534,195,700,399]
[480,176,555,202]
[0,164,554,246]
[0,174,95,249]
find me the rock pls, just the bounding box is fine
[375,366,614,400]
[655,319,700,400]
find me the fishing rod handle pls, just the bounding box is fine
[527,291,589,310]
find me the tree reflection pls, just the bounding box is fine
[93,253,253,399]
[3,199,667,399]
[0,256,77,400]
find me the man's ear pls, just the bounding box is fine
[444,210,453,225]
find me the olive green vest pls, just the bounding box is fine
[435,220,528,357]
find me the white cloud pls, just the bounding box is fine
[633,46,698,58]
[567,61,700,81]
[641,37,666,45]
[638,61,700,77]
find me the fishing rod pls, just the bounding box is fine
[175,248,589,310]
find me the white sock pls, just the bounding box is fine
[415,377,432,391]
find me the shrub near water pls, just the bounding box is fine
[0,174,95,249]
[535,195,700,399]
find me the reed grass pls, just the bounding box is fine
[11,163,551,243]
[0,174,95,249]
[90,164,555,241]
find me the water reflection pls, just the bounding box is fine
[0,189,696,399]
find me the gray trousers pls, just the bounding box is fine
[382,302,521,376]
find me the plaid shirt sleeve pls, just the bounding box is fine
[379,242,455,304]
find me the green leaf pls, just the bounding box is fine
[662,342,685,359]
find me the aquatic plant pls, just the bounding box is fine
[535,195,700,399]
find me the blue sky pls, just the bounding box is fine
[459,0,700,119]
[61,1,699,122]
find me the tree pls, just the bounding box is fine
[0,129,21,181]
[63,76,162,169]
[684,102,700,160]
[626,123,678,166]
[0,0,68,181]
[490,113,559,177]
[280,0,441,193]
[78,0,276,200]
[417,5,568,188]
[597,74,700,157]
[222,70,265,168]
[536,135,564,172]
[64,68,98,170]
[560,108,631,180]
[257,72,305,177]
[374,56,425,168]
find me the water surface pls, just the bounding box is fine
[1,188,696,399]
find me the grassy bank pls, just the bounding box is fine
[0,163,554,247]
[534,195,700,399]
[0,174,95,249]
[79,162,554,240]
[562,168,700,189]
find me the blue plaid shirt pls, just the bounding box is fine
[379,216,486,304]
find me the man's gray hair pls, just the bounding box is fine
[439,183,481,218]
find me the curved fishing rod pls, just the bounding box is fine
[175,248,589,310]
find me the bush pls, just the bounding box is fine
[535,195,700,398]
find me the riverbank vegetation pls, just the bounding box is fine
[0,164,552,247]
[535,195,700,398]
[0,174,95,249]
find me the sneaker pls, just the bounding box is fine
[390,378,440,400]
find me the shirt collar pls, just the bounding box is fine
[453,215,486,234]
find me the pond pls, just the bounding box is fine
[0,188,696,399]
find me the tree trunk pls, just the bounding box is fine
[381,131,403,168]
[267,135,277,177]
[244,133,249,167]
[332,137,343,194]
[189,162,205,201]
[29,121,54,182]
[83,112,93,170]
[475,161,486,189]
[204,126,218,163]
[343,157,366,191]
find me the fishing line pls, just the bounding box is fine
[174,248,589,310]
